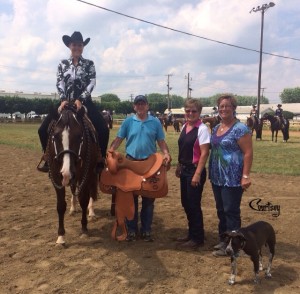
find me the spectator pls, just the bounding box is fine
[209,94,253,256]
[109,95,171,242]
[175,98,210,250]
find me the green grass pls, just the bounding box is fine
[1,123,300,176]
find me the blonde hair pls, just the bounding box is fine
[217,94,238,110]
[184,98,203,113]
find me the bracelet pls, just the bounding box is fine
[242,175,250,179]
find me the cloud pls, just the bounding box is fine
[0,0,300,103]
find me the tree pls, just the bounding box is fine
[100,93,120,103]
[280,88,300,103]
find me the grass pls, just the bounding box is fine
[1,122,300,176]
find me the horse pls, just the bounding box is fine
[173,118,181,132]
[46,105,100,245]
[103,112,113,129]
[162,115,173,132]
[262,113,289,142]
[202,116,221,132]
[246,116,263,140]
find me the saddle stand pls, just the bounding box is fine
[99,151,169,241]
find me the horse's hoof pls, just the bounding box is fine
[88,215,98,222]
[80,233,88,239]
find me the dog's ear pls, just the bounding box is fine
[237,232,246,241]
[220,231,231,239]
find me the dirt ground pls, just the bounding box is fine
[1,145,300,294]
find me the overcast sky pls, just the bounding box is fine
[1,0,300,103]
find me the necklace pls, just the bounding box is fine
[220,119,236,132]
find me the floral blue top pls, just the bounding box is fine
[209,121,251,187]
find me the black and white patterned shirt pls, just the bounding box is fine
[56,56,96,102]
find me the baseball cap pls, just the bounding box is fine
[134,95,148,104]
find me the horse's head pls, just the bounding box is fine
[50,105,86,187]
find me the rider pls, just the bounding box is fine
[275,104,285,126]
[37,31,109,172]
[249,104,258,125]
[212,106,219,117]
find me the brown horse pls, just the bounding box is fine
[246,116,263,140]
[47,105,100,245]
[202,116,221,132]
[162,115,173,132]
[262,113,289,142]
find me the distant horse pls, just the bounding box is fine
[162,115,173,132]
[246,116,263,140]
[47,105,100,245]
[103,112,113,129]
[202,116,221,132]
[173,118,181,132]
[262,113,289,142]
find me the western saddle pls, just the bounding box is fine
[99,151,169,241]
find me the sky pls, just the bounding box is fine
[0,0,300,103]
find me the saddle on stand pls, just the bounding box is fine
[99,151,169,241]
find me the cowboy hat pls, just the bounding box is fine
[277,104,282,107]
[62,31,90,47]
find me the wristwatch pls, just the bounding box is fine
[242,175,250,179]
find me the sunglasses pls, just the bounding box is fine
[185,109,198,114]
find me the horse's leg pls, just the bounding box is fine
[88,197,97,220]
[56,188,67,245]
[275,130,278,143]
[79,191,90,236]
[69,194,78,216]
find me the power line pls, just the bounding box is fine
[76,0,300,62]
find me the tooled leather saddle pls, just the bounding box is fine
[99,150,169,241]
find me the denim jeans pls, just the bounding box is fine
[126,196,155,234]
[211,184,243,240]
[180,166,206,243]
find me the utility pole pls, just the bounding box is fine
[166,74,173,109]
[130,94,134,102]
[185,73,192,98]
[250,2,275,118]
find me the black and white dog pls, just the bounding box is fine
[221,221,276,285]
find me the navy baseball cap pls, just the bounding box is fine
[134,95,148,104]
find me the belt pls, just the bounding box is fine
[180,163,197,169]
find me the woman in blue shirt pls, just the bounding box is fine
[209,94,253,256]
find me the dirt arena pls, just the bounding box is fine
[1,144,300,294]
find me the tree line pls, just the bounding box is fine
[0,87,299,115]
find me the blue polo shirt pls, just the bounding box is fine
[117,114,165,159]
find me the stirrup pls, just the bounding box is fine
[36,155,49,173]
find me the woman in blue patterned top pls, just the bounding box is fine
[209,94,253,256]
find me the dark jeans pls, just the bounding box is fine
[180,166,206,243]
[211,184,243,241]
[38,113,53,152]
[37,100,109,158]
[126,196,155,234]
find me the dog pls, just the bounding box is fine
[221,221,276,285]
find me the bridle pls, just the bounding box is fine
[48,109,92,196]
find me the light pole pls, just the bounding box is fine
[250,2,275,118]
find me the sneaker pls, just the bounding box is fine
[141,232,154,242]
[179,239,204,250]
[126,232,136,242]
[213,241,226,250]
[212,248,227,257]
